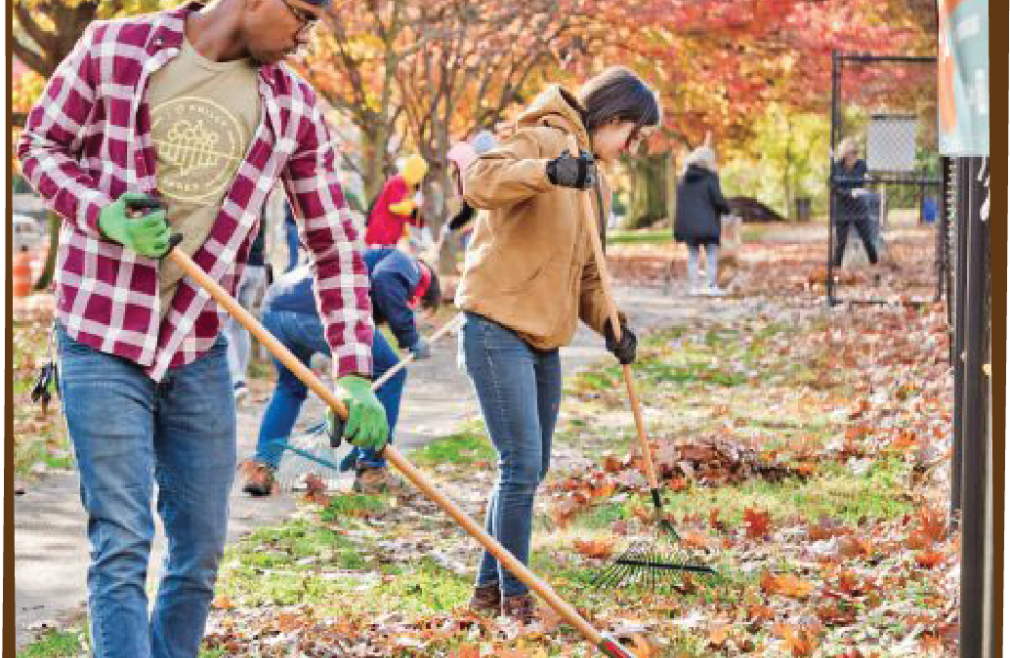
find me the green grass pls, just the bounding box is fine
[217,515,468,615]
[409,428,495,467]
[320,492,387,521]
[370,558,470,615]
[663,457,913,526]
[232,518,370,572]
[18,630,82,658]
[606,229,672,245]
[198,650,228,658]
[568,354,748,395]
[219,519,374,608]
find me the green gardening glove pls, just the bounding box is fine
[326,375,388,451]
[99,192,171,257]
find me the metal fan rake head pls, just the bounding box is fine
[590,496,721,591]
[268,421,345,492]
[591,534,721,591]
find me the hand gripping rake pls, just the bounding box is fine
[165,244,638,657]
[566,136,718,588]
[269,312,465,491]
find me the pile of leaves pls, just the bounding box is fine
[545,436,817,529]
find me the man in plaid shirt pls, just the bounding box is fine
[17,1,389,655]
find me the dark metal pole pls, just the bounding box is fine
[958,156,989,658]
[950,159,967,516]
[937,157,950,303]
[826,51,841,306]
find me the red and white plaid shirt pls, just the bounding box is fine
[18,2,374,381]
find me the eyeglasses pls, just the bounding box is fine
[280,0,320,35]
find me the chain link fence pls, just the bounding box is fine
[826,52,941,306]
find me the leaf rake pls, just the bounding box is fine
[565,135,720,588]
[270,313,465,492]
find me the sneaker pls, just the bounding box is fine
[705,285,727,296]
[352,463,390,494]
[234,382,249,404]
[468,583,502,615]
[501,593,538,624]
[688,284,703,296]
[239,459,276,497]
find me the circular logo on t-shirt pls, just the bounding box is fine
[151,96,247,203]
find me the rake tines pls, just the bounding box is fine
[268,314,465,493]
[592,538,720,591]
[271,422,343,492]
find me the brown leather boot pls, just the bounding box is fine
[352,464,389,494]
[239,459,276,497]
[468,583,501,615]
[501,593,538,624]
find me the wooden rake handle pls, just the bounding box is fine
[566,136,661,494]
[371,312,463,390]
[167,248,633,658]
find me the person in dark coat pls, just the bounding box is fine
[239,248,441,496]
[674,145,730,295]
[831,137,879,267]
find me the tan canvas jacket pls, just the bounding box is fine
[456,85,618,350]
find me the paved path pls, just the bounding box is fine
[14,283,747,647]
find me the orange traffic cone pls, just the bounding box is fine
[13,245,33,297]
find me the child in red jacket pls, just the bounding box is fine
[365,155,428,247]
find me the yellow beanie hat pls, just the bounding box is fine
[401,154,429,186]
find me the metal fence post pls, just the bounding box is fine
[957,156,990,658]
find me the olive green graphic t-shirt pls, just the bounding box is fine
[148,37,261,320]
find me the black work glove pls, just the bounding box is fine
[603,318,637,365]
[546,150,596,189]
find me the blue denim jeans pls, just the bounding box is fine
[224,264,266,387]
[460,312,561,597]
[255,310,405,469]
[56,324,236,658]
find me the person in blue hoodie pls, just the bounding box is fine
[240,248,441,495]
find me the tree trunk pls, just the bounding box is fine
[665,151,678,225]
[359,126,390,208]
[625,153,668,229]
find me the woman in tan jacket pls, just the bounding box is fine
[456,67,661,621]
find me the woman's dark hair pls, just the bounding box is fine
[577,66,662,134]
[418,260,442,312]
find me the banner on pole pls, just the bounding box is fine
[937,0,989,155]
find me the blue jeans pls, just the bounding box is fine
[224,264,266,387]
[56,325,236,658]
[461,312,561,597]
[285,218,300,272]
[255,310,405,468]
[687,243,719,288]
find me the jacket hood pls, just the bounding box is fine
[684,164,710,182]
[515,85,590,150]
[400,155,428,186]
